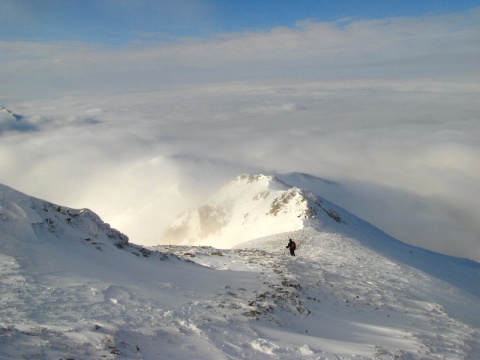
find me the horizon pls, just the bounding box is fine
[1,1,479,101]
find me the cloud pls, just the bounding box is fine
[1,78,478,262]
[0,119,37,133]
[0,10,479,261]
[1,9,479,101]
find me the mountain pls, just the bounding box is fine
[1,179,479,359]
[0,106,22,121]
[0,106,37,133]
[0,183,128,246]
[165,174,480,296]
[163,174,344,248]
[276,172,480,263]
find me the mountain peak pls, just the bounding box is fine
[0,106,22,121]
[0,106,38,133]
[163,174,342,248]
[228,173,291,191]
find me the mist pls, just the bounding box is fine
[1,11,479,261]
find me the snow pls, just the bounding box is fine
[0,178,479,359]
[163,174,338,249]
[0,107,21,120]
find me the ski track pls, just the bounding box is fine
[1,226,479,359]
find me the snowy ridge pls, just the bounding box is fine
[0,106,37,133]
[164,174,343,248]
[0,182,128,249]
[0,179,479,359]
[0,106,22,121]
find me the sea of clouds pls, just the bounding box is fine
[1,10,479,260]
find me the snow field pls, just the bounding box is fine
[1,180,479,359]
[240,228,480,359]
[1,226,479,359]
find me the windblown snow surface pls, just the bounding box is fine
[0,175,479,359]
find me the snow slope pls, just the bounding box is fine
[163,174,343,249]
[1,179,479,359]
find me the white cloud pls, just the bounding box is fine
[2,9,479,100]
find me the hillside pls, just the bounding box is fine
[163,174,344,248]
[0,179,479,359]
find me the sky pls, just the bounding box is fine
[2,1,479,45]
[0,1,479,261]
[1,1,480,100]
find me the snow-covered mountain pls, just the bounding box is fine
[0,106,22,121]
[0,106,37,133]
[163,174,344,248]
[1,178,479,359]
[0,183,128,247]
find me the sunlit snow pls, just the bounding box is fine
[0,177,479,359]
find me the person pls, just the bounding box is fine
[286,238,296,256]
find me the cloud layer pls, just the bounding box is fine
[1,11,479,261]
[1,9,479,101]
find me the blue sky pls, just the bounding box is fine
[1,0,479,44]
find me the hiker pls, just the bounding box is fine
[286,238,296,256]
